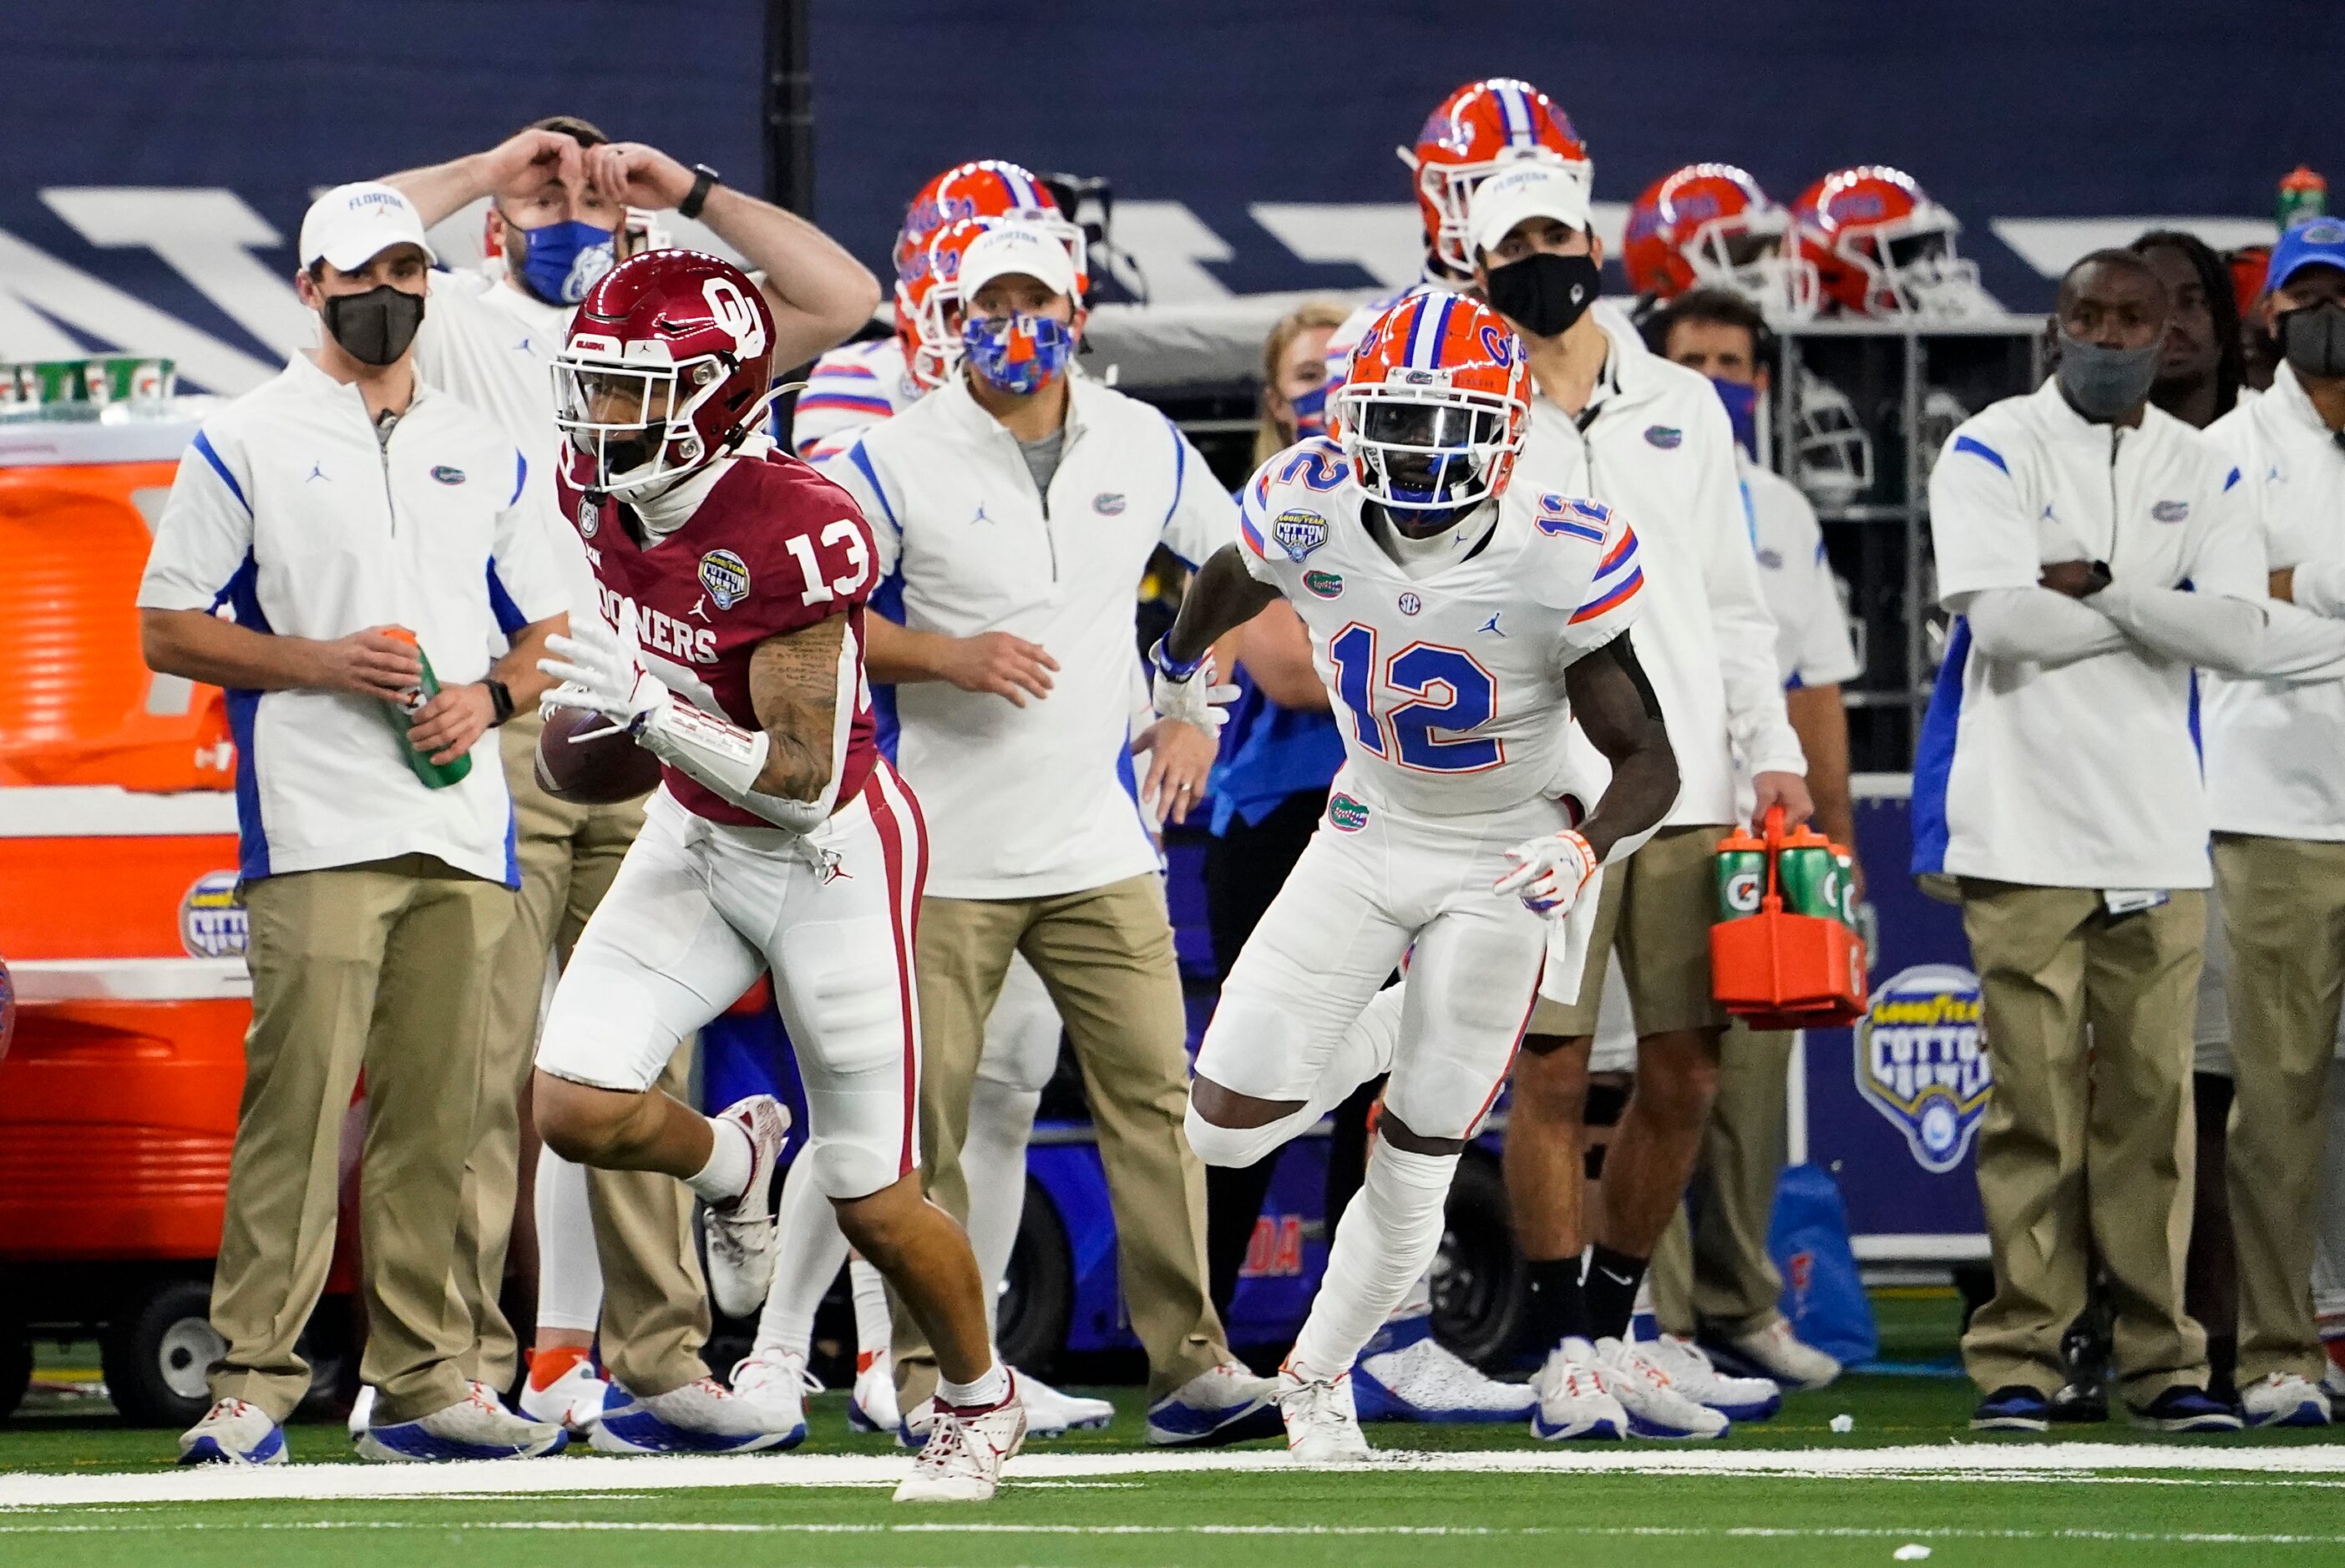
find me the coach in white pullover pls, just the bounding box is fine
[1457,164,1811,1373]
[139,185,569,1464]
[824,224,1269,1436]
[1918,250,2268,1432]
[2201,220,2345,1428]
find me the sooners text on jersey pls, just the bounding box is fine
[560,449,883,829]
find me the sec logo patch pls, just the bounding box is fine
[1303,569,1344,599]
[1397,591,1423,616]
[699,549,752,610]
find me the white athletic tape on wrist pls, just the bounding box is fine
[638,700,838,834]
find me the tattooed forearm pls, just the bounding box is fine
[747,614,848,801]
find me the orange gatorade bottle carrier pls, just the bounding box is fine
[1709,807,1869,1031]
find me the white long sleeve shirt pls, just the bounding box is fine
[823,374,1235,898]
[137,353,569,884]
[1525,307,1805,827]
[2203,365,2345,840]
[1918,377,2264,889]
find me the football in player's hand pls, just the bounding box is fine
[535,706,661,804]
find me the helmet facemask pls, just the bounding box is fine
[1418,147,1584,277]
[1339,380,1522,536]
[1687,211,1820,321]
[1841,215,1985,318]
[554,346,756,495]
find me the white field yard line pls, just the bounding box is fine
[3,1521,2345,1548]
[6,1444,2345,1510]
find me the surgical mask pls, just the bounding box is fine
[1288,382,1328,439]
[2277,301,2345,382]
[1709,377,1759,457]
[2054,329,2160,422]
[963,311,1075,395]
[512,218,616,306]
[322,284,426,367]
[1481,251,1600,339]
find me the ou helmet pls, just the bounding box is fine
[1405,78,1591,278]
[1790,166,1987,319]
[894,159,1086,294]
[1333,291,1530,532]
[1623,163,1818,318]
[554,249,778,494]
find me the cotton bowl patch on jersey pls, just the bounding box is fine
[1274,508,1329,561]
[1303,569,1344,599]
[1327,793,1370,832]
[698,549,752,610]
[180,872,247,959]
[1855,964,1990,1174]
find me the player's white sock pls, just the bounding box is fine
[686,1114,754,1203]
[532,1143,605,1333]
[1385,1267,1435,1324]
[1290,1141,1458,1376]
[752,1153,851,1359]
[963,1076,1042,1338]
[848,1258,892,1358]
[938,1360,1010,1410]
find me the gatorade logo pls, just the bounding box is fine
[1724,868,1763,915]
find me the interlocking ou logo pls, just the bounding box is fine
[702,277,767,357]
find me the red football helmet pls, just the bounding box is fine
[1404,78,1591,277]
[1623,163,1816,316]
[893,159,1086,292]
[1334,291,1530,528]
[1790,166,1987,319]
[554,250,778,494]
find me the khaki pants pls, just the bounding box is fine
[1651,1025,1793,1338]
[1958,880,2208,1402]
[208,854,511,1425]
[895,873,1227,1404]
[453,717,707,1397]
[2215,833,2345,1386]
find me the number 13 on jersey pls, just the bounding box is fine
[1329,623,1502,772]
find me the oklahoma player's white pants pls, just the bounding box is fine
[1193,783,1560,1148]
[537,768,925,1202]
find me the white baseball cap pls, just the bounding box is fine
[956,221,1080,304]
[1466,162,1593,260]
[299,182,438,273]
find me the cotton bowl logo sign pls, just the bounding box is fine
[1855,964,1989,1174]
[180,871,247,959]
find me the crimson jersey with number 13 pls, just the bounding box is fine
[559,448,882,829]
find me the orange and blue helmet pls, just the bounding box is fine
[1404,78,1591,277]
[1334,291,1530,529]
[1623,163,1816,316]
[894,159,1086,292]
[1790,166,1985,319]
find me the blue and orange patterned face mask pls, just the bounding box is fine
[962,311,1075,395]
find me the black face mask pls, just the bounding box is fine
[2277,301,2345,382]
[1482,251,1600,339]
[322,284,426,367]
[2054,329,2161,422]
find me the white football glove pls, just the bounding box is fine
[538,615,671,731]
[1493,828,1598,918]
[1149,640,1240,736]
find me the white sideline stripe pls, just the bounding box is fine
[3,1522,2344,1548]
[8,1444,2345,1510]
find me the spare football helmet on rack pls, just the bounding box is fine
[1624,163,1819,319]
[1790,166,1992,320]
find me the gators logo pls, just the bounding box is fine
[1303,569,1344,599]
[2151,499,2190,524]
[1854,964,1991,1174]
[1327,793,1370,833]
[1644,425,1682,449]
[180,871,248,959]
[430,464,466,484]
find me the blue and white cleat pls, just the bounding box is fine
[1013,1369,1115,1437]
[2128,1384,2243,1434]
[1644,1334,1781,1422]
[178,1398,288,1466]
[1529,1343,1628,1440]
[848,1351,900,1435]
[356,1382,566,1462]
[590,1374,803,1454]
[1144,1360,1281,1446]
[1352,1314,1536,1424]
[1591,1336,1730,1439]
[2241,1373,2331,1429]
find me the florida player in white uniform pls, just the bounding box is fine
[526,250,1022,1504]
[1150,291,1681,1461]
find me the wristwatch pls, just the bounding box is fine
[680,164,722,221]
[484,679,516,727]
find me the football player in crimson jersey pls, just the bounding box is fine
[530,250,1022,1503]
[1148,291,1682,1460]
